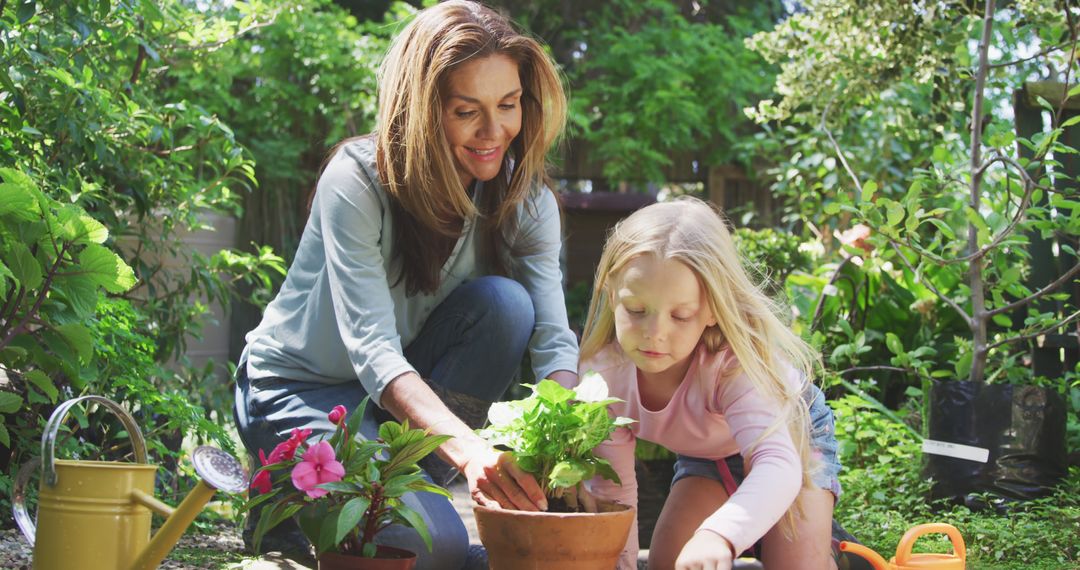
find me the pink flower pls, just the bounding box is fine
[839,224,873,254]
[291,441,345,498]
[328,405,347,426]
[267,428,312,464]
[250,449,273,495]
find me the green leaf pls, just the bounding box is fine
[334,497,369,548]
[297,503,328,547]
[0,260,14,289]
[955,351,973,381]
[76,244,137,293]
[0,423,9,447]
[24,370,58,403]
[824,202,841,215]
[16,0,36,24]
[53,276,99,319]
[318,508,340,554]
[4,243,42,290]
[534,379,574,405]
[55,323,93,364]
[860,180,878,203]
[56,205,108,245]
[345,396,370,440]
[549,459,589,489]
[394,504,434,552]
[991,314,1012,327]
[885,333,903,356]
[886,201,904,228]
[0,180,42,222]
[0,392,23,413]
[1062,115,1080,128]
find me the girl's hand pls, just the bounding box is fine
[463,446,547,512]
[675,530,735,570]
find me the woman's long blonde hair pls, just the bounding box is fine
[580,197,821,532]
[375,0,567,294]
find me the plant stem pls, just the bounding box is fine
[968,0,995,384]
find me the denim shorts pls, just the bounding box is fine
[672,383,842,498]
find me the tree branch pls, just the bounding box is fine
[986,308,1080,352]
[888,240,973,328]
[987,259,1080,316]
[819,95,863,195]
[988,42,1070,68]
[166,19,277,54]
[811,256,854,331]
[838,365,909,376]
[0,244,68,351]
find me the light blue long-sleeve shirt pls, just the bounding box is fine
[242,137,579,407]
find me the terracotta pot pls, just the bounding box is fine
[474,501,635,570]
[317,546,417,570]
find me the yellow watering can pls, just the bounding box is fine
[840,523,966,570]
[11,395,247,570]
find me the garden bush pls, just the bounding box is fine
[0,0,285,518]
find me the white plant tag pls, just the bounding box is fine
[921,439,990,463]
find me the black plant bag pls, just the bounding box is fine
[924,380,1068,504]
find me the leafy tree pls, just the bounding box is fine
[489,0,782,185]
[747,0,1080,388]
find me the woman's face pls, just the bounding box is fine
[441,54,523,189]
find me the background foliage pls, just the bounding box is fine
[1,1,1077,568]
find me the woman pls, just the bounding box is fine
[233,2,578,568]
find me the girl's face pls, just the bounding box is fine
[441,54,523,189]
[610,254,717,384]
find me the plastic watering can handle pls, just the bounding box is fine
[895,523,966,566]
[11,457,41,544]
[10,395,148,546]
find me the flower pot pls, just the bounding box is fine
[923,380,1068,505]
[317,547,418,570]
[474,500,635,570]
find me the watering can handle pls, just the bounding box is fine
[41,395,148,486]
[11,457,40,545]
[10,396,147,546]
[895,523,967,566]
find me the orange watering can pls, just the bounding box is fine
[840,523,966,570]
[10,395,248,570]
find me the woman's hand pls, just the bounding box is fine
[675,530,735,570]
[462,446,548,512]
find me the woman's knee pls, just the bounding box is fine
[471,276,534,331]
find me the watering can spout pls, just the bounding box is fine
[128,479,219,570]
[839,541,889,570]
[129,447,248,570]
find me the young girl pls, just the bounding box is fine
[579,197,842,570]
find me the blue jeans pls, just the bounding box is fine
[671,383,843,497]
[234,276,534,570]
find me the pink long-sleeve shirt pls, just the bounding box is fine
[580,342,802,569]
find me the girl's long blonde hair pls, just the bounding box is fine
[580,197,821,532]
[375,0,567,294]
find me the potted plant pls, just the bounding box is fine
[820,0,1076,504]
[473,372,636,570]
[242,398,452,570]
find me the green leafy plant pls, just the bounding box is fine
[0,168,136,444]
[834,393,1080,569]
[242,398,451,558]
[478,372,634,511]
